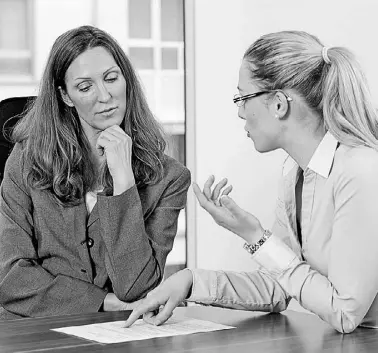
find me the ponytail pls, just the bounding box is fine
[322,47,378,150]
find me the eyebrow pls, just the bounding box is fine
[74,66,119,81]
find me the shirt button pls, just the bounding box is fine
[87,238,94,248]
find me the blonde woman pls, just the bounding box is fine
[125,31,378,333]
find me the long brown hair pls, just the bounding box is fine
[12,25,167,206]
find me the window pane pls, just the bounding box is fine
[138,73,156,111]
[166,134,185,165]
[128,0,151,39]
[0,0,28,50]
[160,75,184,122]
[129,47,154,69]
[161,48,178,70]
[0,58,31,75]
[161,0,183,41]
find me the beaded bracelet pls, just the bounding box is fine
[243,229,272,256]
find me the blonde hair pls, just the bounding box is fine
[243,30,378,150]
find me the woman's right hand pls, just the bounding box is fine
[124,269,193,327]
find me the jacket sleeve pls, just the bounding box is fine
[97,165,191,302]
[253,155,378,333]
[0,148,107,318]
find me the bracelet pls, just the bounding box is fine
[243,229,272,256]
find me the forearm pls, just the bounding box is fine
[0,259,107,318]
[186,268,291,312]
[98,186,173,301]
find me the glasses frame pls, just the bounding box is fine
[233,90,293,107]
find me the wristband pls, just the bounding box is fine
[243,229,272,255]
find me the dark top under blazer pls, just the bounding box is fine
[0,143,191,319]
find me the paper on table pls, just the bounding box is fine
[52,316,235,344]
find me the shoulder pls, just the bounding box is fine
[138,155,191,211]
[333,144,378,188]
[335,144,378,175]
[1,142,31,195]
[161,154,191,186]
[3,143,27,179]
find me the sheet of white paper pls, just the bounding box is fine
[52,316,235,344]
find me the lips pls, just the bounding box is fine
[98,107,117,114]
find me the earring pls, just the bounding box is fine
[274,114,279,119]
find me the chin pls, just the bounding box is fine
[253,140,275,153]
[100,116,124,129]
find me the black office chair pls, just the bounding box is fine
[0,96,35,183]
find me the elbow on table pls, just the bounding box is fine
[332,312,361,334]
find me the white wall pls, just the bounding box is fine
[191,0,378,272]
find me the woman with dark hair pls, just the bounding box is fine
[125,30,378,334]
[0,25,190,319]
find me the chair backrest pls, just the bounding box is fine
[0,96,35,183]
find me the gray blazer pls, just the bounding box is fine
[0,143,191,319]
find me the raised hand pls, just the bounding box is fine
[193,175,264,244]
[96,125,135,195]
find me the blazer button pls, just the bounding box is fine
[87,237,94,248]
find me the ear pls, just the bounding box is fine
[270,91,290,120]
[58,86,74,107]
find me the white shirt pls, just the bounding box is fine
[188,132,378,333]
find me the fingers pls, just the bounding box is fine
[95,126,131,157]
[96,126,130,146]
[211,178,228,205]
[222,185,233,196]
[220,195,241,216]
[203,175,214,199]
[143,309,174,325]
[105,125,130,140]
[124,300,160,327]
[194,176,232,207]
[151,298,178,325]
[124,299,176,327]
[193,182,214,212]
[98,130,125,144]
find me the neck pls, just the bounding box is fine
[282,124,326,170]
[81,121,104,169]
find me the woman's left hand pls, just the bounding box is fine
[96,125,135,195]
[193,175,264,244]
[103,293,143,311]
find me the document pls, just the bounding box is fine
[52,316,235,344]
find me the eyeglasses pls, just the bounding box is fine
[233,90,293,107]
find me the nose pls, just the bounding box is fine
[96,82,111,102]
[238,106,246,120]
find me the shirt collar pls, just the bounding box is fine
[306,131,338,178]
